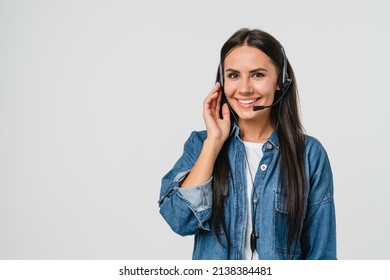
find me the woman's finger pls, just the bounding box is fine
[206,82,220,98]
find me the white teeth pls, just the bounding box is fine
[238,99,257,104]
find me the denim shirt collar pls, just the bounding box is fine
[230,122,280,149]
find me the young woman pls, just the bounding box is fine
[159,28,336,260]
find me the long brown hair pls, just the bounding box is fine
[213,28,307,257]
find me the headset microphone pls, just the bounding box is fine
[252,103,274,111]
[253,45,292,111]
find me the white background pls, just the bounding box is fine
[0,0,389,260]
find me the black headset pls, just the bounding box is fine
[278,45,292,93]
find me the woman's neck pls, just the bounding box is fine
[238,117,274,143]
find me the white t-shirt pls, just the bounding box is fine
[243,141,264,260]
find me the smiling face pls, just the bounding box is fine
[223,45,280,123]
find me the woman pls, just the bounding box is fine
[159,28,336,260]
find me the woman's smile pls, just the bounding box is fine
[235,97,260,108]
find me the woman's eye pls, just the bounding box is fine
[227,73,239,79]
[253,72,264,78]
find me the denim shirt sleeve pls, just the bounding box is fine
[158,131,213,236]
[301,136,337,259]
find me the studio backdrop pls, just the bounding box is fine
[0,0,389,259]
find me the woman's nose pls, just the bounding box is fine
[238,78,253,95]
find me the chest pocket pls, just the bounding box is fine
[274,190,301,257]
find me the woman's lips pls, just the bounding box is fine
[235,98,260,109]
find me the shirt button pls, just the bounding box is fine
[260,164,268,171]
[267,143,273,150]
[253,196,259,204]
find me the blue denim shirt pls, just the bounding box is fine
[159,125,336,260]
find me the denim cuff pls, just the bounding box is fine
[176,171,213,212]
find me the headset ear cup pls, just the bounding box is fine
[278,45,292,93]
[278,72,292,93]
[219,63,224,87]
[283,76,292,92]
[278,74,284,91]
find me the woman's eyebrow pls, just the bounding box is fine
[249,67,268,73]
[225,67,268,73]
[225,68,239,73]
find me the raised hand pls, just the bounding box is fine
[180,83,231,188]
[203,82,231,146]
